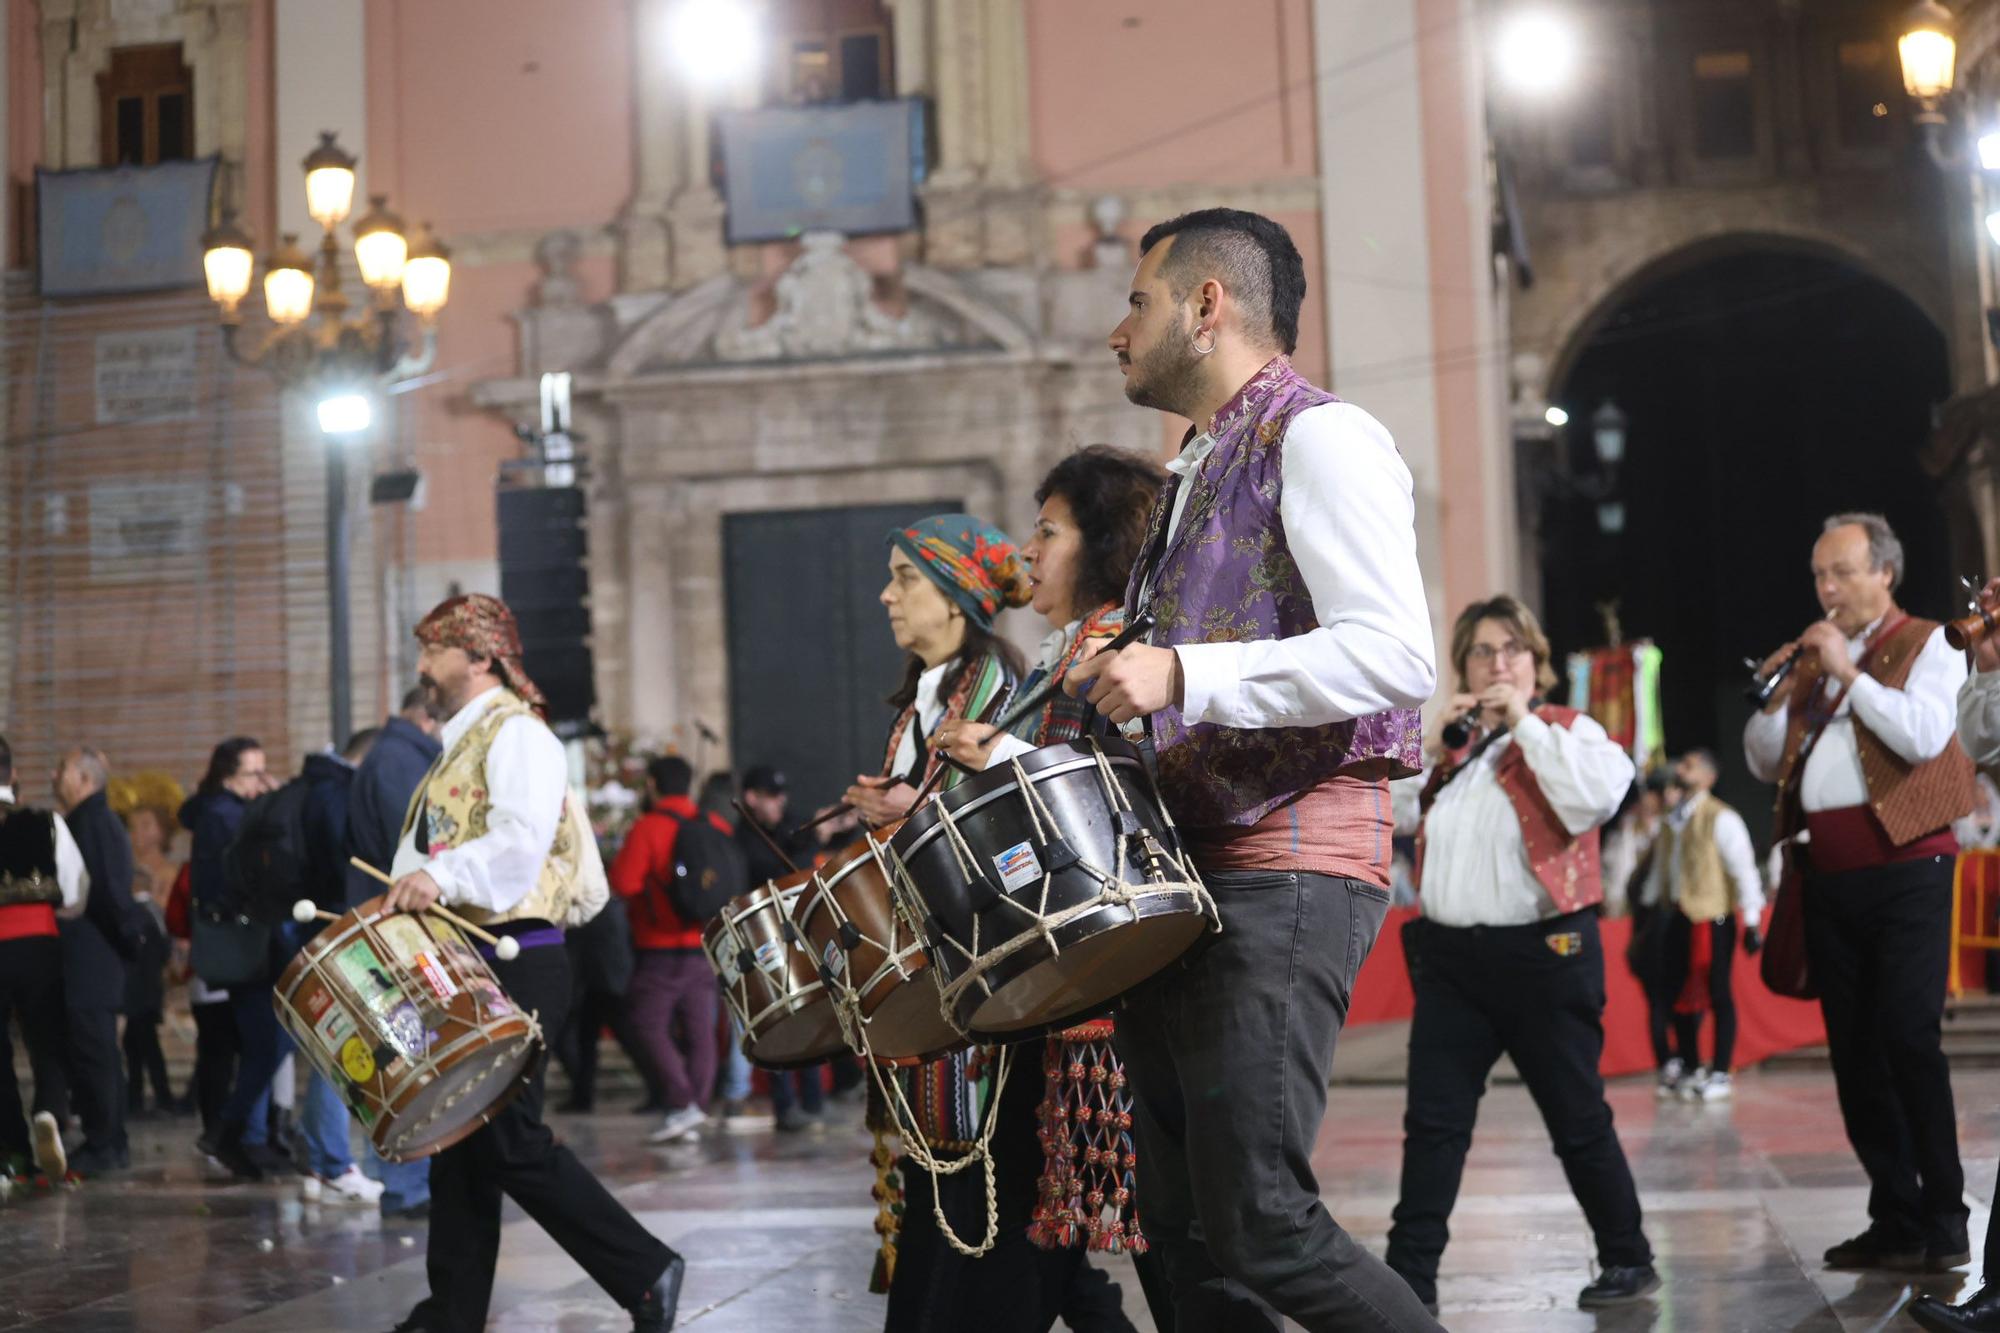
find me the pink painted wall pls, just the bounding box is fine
[1025,0,1318,191]
[362,0,633,233]
[1416,0,1494,614]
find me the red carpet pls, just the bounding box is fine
[1349,908,1828,1078]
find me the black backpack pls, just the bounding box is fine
[220,777,316,926]
[657,810,749,924]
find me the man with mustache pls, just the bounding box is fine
[380,594,682,1333]
[1065,209,1440,1330]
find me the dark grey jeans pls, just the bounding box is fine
[1115,869,1443,1332]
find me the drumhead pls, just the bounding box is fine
[381,1032,540,1160]
[962,887,1210,1036]
[745,1002,847,1069]
[861,975,965,1062]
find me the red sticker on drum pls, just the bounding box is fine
[412,952,457,1003]
[303,986,332,1024]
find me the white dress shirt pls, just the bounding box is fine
[1407,713,1634,928]
[0,785,89,914]
[1743,621,1968,812]
[891,661,953,780]
[391,686,569,914]
[1149,401,1437,729]
[1960,669,2000,770]
[1639,794,1766,925]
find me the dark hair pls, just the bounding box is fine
[399,685,429,714]
[696,772,735,817]
[647,755,693,798]
[1035,445,1167,613]
[0,734,11,786]
[1139,208,1306,355]
[198,737,262,798]
[1681,747,1718,775]
[888,624,1027,713]
[342,728,382,763]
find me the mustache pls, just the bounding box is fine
[419,673,439,692]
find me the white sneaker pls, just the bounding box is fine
[1678,1067,1713,1101]
[646,1105,707,1144]
[1690,1070,1733,1101]
[309,1166,385,1205]
[30,1112,65,1180]
[720,1100,775,1133]
[1655,1058,1686,1099]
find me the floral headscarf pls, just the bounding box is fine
[887,514,1031,631]
[413,593,548,715]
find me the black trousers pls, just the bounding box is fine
[1115,869,1441,1333]
[1387,911,1651,1305]
[123,1009,172,1111]
[1802,854,1964,1243]
[65,1003,126,1153]
[411,940,672,1333]
[190,999,239,1137]
[0,936,68,1158]
[1649,915,1739,1071]
[886,1047,1133,1333]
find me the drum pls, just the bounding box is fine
[886,736,1214,1039]
[704,871,846,1068]
[795,821,964,1062]
[274,898,540,1162]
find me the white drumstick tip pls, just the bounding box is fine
[291,899,317,924]
[496,936,521,961]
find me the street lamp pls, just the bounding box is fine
[1899,0,1957,125]
[200,130,452,746]
[1493,10,1582,99]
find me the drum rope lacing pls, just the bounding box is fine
[863,1038,1015,1259]
[803,832,928,1035]
[911,746,1216,1023]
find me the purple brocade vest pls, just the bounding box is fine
[1127,356,1424,829]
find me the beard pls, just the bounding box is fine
[1122,323,1205,417]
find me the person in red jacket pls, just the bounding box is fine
[609,756,731,1147]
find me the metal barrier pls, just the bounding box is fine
[1950,849,2000,998]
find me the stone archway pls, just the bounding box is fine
[1538,243,1953,825]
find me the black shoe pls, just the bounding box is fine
[211,1124,262,1181]
[245,1140,296,1176]
[385,1311,437,1333]
[1928,1219,1973,1272]
[631,1254,685,1332]
[1824,1224,1926,1271]
[71,1136,131,1168]
[558,1098,594,1114]
[1910,1286,2000,1333]
[1577,1265,1661,1308]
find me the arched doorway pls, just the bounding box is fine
[1543,244,1954,828]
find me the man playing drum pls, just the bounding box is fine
[1065,208,1442,1331]
[380,594,683,1333]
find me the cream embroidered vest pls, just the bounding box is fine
[399,691,608,928]
[1659,793,1731,923]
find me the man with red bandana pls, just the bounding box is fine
[380,594,683,1333]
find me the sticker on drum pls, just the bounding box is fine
[334,940,400,1012]
[316,1001,356,1053]
[994,841,1043,892]
[470,980,513,1016]
[822,939,846,978]
[753,939,785,975]
[384,1001,427,1058]
[373,914,433,964]
[719,952,743,986]
[302,985,333,1025]
[340,1035,377,1082]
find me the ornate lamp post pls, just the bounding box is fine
[199,131,452,745]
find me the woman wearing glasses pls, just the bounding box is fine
[1383,595,1659,1316]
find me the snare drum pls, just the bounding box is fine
[704,872,845,1068]
[795,821,964,1062]
[274,898,540,1162]
[886,736,1214,1039]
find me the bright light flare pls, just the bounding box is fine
[317,393,373,436]
[666,0,759,87]
[1494,11,1581,98]
[1545,406,1571,427]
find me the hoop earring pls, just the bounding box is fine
[1192,328,1216,356]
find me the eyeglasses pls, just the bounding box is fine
[1466,641,1530,664]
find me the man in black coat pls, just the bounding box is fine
[53,746,140,1175]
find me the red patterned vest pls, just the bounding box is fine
[1416,705,1605,914]
[1770,615,1975,847]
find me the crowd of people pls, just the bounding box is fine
[2,204,2000,1333]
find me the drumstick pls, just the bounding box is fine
[347,857,521,960]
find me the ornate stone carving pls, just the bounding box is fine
[534,231,584,308]
[714,232,921,360]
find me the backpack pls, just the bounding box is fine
[656,810,748,925]
[220,776,316,926]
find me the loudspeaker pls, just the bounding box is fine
[497,486,595,733]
